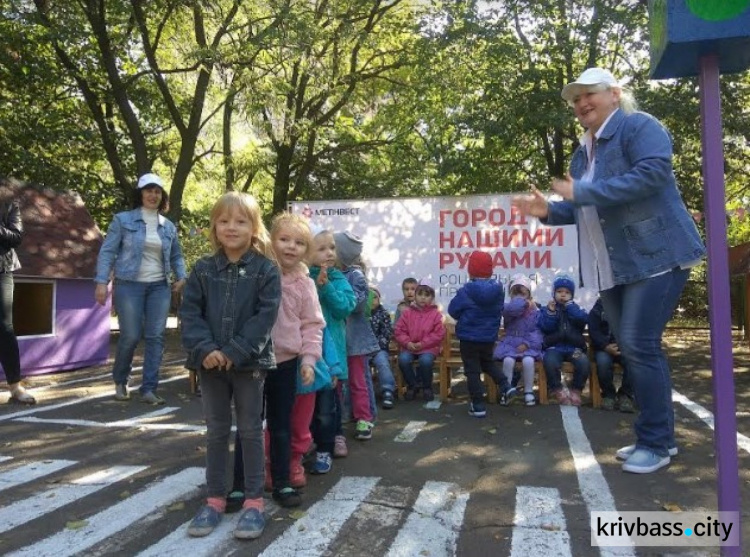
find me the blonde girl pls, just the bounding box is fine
[180,192,281,540]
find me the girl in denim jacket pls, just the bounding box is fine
[332,231,380,441]
[180,192,281,541]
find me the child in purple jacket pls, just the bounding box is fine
[494,274,543,406]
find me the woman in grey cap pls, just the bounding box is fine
[512,68,705,474]
[94,173,187,404]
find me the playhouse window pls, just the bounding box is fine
[13,280,54,337]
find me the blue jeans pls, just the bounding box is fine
[398,352,435,390]
[600,267,689,457]
[595,351,632,399]
[369,349,396,394]
[112,279,171,393]
[543,348,590,391]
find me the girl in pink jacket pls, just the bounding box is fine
[394,280,445,401]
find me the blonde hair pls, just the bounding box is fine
[270,212,312,270]
[209,192,273,259]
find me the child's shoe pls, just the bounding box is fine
[601,397,616,411]
[333,435,348,458]
[311,451,333,474]
[568,389,582,407]
[524,392,536,406]
[272,487,301,508]
[354,420,373,440]
[290,461,307,488]
[382,390,395,409]
[113,384,129,402]
[422,387,434,402]
[468,400,486,418]
[187,504,222,537]
[553,389,571,405]
[617,395,635,413]
[500,386,517,406]
[234,506,265,539]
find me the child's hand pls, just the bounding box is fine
[413,342,422,351]
[331,376,338,388]
[605,343,620,356]
[316,264,329,286]
[203,350,231,371]
[300,364,314,386]
[547,300,557,311]
[407,342,417,351]
[516,343,528,353]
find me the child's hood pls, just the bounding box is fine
[464,278,504,305]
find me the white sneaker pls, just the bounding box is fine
[141,391,165,405]
[616,444,678,460]
[114,384,130,401]
[622,448,671,474]
[524,393,536,406]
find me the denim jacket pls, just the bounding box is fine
[341,266,380,356]
[180,250,281,372]
[95,208,187,284]
[544,110,706,285]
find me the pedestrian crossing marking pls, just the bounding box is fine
[259,476,381,556]
[386,481,469,557]
[510,486,571,556]
[394,420,427,442]
[0,465,147,535]
[8,466,204,557]
[673,389,750,455]
[0,459,76,492]
[0,455,14,463]
[14,415,205,433]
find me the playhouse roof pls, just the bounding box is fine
[0,178,103,279]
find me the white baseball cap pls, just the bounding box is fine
[137,173,164,189]
[561,68,620,102]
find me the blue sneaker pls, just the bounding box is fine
[621,448,671,474]
[500,386,518,406]
[234,507,266,540]
[311,451,333,474]
[187,505,222,537]
[468,401,486,418]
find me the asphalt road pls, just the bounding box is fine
[1,329,748,557]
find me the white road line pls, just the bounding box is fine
[560,406,635,557]
[259,476,381,556]
[394,420,427,442]
[13,416,205,433]
[137,499,282,556]
[0,372,189,423]
[0,459,77,492]
[0,465,147,535]
[386,481,469,557]
[108,406,180,426]
[0,456,13,463]
[510,486,571,556]
[8,467,204,557]
[672,389,750,455]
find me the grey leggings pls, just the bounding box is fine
[199,369,265,499]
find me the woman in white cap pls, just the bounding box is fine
[512,68,705,474]
[94,173,187,404]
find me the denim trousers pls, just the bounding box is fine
[398,351,435,390]
[595,351,632,399]
[0,273,21,384]
[201,369,265,499]
[263,358,297,488]
[112,279,171,393]
[600,267,689,456]
[368,349,396,394]
[543,348,590,391]
[460,341,509,403]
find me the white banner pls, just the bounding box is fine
[290,194,597,313]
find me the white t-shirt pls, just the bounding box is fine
[136,209,166,282]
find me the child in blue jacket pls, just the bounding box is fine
[539,274,590,406]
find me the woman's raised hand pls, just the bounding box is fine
[511,186,549,219]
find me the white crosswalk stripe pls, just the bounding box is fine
[511,486,571,556]
[0,459,77,492]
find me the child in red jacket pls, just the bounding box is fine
[394,280,445,401]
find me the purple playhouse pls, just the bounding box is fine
[0,180,110,379]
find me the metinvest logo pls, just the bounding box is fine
[591,511,740,547]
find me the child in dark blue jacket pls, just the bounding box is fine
[539,275,590,406]
[448,251,515,418]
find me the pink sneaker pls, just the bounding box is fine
[290,461,306,488]
[554,389,571,405]
[569,389,582,407]
[333,435,348,458]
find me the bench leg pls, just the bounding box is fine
[188,370,198,394]
[536,362,548,404]
[485,374,498,404]
[439,363,451,401]
[589,364,602,408]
